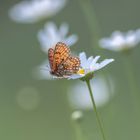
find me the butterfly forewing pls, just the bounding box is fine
[54,42,70,66]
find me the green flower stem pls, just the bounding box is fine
[86,80,106,140]
[78,0,101,49]
[122,53,139,110]
[73,122,84,140]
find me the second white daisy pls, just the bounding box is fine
[68,75,115,110]
[99,29,140,52]
[38,22,78,53]
[9,0,67,23]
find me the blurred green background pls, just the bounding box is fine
[0,0,140,140]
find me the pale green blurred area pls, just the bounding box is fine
[0,0,140,140]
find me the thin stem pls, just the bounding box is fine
[78,0,101,50]
[86,80,106,140]
[73,122,84,140]
[122,53,139,110]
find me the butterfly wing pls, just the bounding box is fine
[53,42,70,67]
[48,42,80,77]
[58,56,80,76]
[48,48,55,70]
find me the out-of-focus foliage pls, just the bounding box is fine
[0,0,140,140]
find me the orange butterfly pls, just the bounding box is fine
[48,42,80,77]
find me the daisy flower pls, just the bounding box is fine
[35,51,114,80]
[99,29,140,52]
[38,22,78,53]
[69,52,114,80]
[68,75,115,110]
[35,42,114,139]
[9,0,67,23]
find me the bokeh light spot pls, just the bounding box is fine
[17,87,40,111]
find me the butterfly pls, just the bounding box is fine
[48,42,80,78]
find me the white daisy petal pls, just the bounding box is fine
[90,56,100,68]
[87,56,93,66]
[37,31,49,52]
[59,23,69,38]
[111,31,124,39]
[68,74,84,80]
[64,35,78,46]
[79,52,87,68]
[45,22,58,39]
[45,22,61,46]
[94,59,114,71]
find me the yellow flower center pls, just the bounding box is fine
[77,69,85,75]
